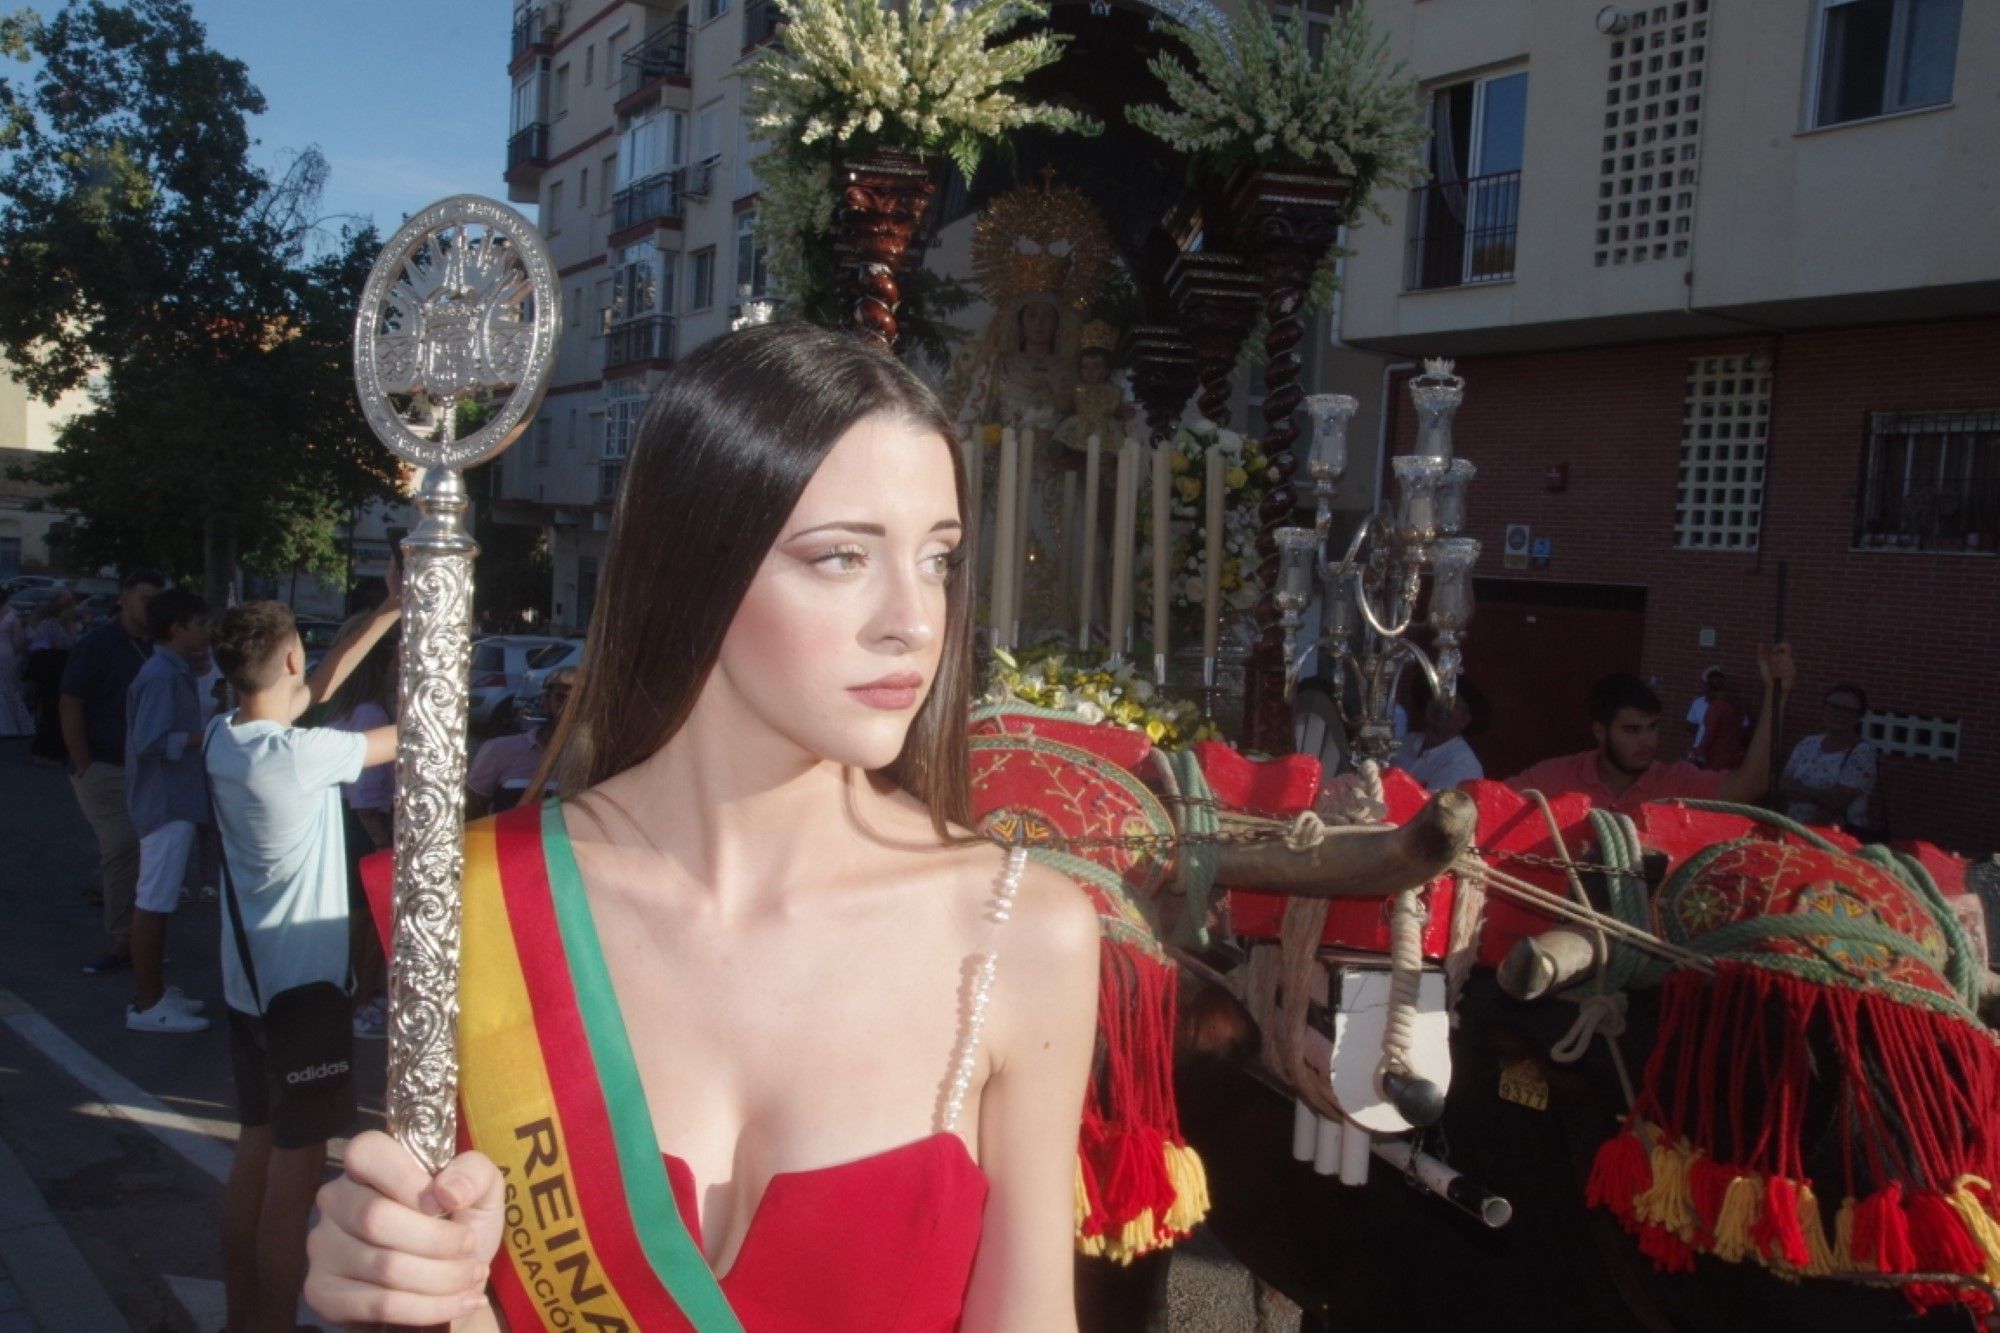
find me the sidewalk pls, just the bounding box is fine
[0,1134,126,1331]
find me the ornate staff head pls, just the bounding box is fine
[352,196,558,1172]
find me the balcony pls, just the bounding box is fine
[1404,170,1521,292]
[743,0,784,50]
[598,459,626,505]
[510,3,562,61]
[612,170,683,231]
[506,123,551,174]
[619,20,690,100]
[604,315,676,371]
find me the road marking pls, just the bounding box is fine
[0,989,232,1183]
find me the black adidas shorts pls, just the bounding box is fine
[228,1005,356,1149]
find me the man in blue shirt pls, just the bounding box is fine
[124,586,212,1033]
[59,568,164,975]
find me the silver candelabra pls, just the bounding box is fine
[1275,359,1481,768]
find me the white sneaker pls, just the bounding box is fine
[126,997,210,1033]
[162,985,205,1015]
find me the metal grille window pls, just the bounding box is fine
[1863,711,1961,762]
[1406,71,1526,291]
[1673,355,1770,550]
[1596,1,1709,267]
[1854,409,1999,552]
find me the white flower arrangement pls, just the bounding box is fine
[741,0,1098,308]
[1128,5,1426,327]
[985,647,1219,748]
[1139,422,1270,632]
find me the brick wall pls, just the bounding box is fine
[1389,317,2000,856]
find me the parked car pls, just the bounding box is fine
[514,638,585,722]
[3,575,66,594]
[296,618,346,673]
[6,585,70,621]
[469,635,573,729]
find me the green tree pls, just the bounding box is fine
[0,0,402,603]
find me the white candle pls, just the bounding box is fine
[1058,470,1078,596]
[1151,443,1171,670]
[1108,439,1139,660]
[1078,433,1101,651]
[1013,426,1037,645]
[964,428,983,548]
[1203,444,1225,660]
[991,428,1019,648]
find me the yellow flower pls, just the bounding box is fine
[1168,451,1191,474]
[1176,477,1202,502]
[1226,466,1249,489]
[981,423,1004,447]
[1144,718,1167,743]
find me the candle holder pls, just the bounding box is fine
[1281,359,1484,767]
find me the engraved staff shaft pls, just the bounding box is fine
[353,196,558,1178]
[388,464,477,1173]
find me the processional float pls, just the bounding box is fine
[352,197,557,1173]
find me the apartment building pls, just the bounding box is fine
[498,0,778,630]
[1338,0,1996,853]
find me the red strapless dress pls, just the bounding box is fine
[662,1132,987,1331]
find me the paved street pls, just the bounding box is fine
[0,740,386,1331]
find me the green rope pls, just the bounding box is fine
[1669,799,1981,1011]
[1169,748,1219,950]
[1588,808,1662,992]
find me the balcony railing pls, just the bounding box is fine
[507,123,551,173]
[598,458,626,504]
[604,315,676,371]
[620,20,690,99]
[510,2,562,59]
[1405,170,1521,291]
[612,170,683,231]
[744,0,784,49]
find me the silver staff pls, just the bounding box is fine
[352,196,557,1172]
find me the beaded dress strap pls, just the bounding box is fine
[939,845,1028,1133]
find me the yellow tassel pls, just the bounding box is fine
[1074,1157,1092,1231]
[1798,1184,1835,1277]
[1833,1196,1857,1271]
[1107,1210,1159,1266]
[1162,1143,1212,1235]
[1711,1174,1762,1265]
[1946,1177,2000,1286]
[1635,1140,1697,1240]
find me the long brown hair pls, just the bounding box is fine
[539,322,973,834]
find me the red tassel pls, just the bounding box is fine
[1752,1175,1811,1270]
[1905,1189,1986,1275]
[1687,1155,1736,1246]
[1636,1221,1697,1274]
[1096,1127,1175,1234]
[1587,1129,1653,1225]
[1851,1184,1918,1275]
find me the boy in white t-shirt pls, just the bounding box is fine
[206,590,397,1333]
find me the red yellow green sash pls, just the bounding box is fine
[457,802,743,1332]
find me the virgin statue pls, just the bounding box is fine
[941,173,1116,645]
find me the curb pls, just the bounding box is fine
[0,1135,127,1330]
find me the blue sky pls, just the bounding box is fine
[191,0,511,239]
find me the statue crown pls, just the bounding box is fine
[1079,319,1119,352]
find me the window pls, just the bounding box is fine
[568,408,579,449]
[705,0,729,21]
[578,166,590,214]
[584,42,595,85]
[1810,0,1960,128]
[526,642,573,670]
[553,62,570,117]
[578,556,601,627]
[1674,355,1770,550]
[545,179,563,235]
[690,247,716,309]
[618,108,685,185]
[735,211,769,299]
[566,285,581,327]
[534,417,552,466]
[594,277,612,333]
[1406,71,1526,290]
[606,29,622,73]
[1269,0,1341,61]
[604,395,644,459]
[696,102,724,162]
[611,242,658,323]
[1862,710,1961,762]
[511,62,548,131]
[1854,409,1999,552]
[600,153,617,212]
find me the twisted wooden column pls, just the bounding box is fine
[835,149,943,351]
[1230,168,1348,753]
[1166,251,1260,429]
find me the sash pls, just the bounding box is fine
[456,802,743,1332]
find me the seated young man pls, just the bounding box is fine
[1508,645,1794,816]
[204,592,397,1333]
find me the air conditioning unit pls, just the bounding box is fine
[680,156,720,200]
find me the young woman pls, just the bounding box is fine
[303,323,1100,1331]
[1778,682,1883,840]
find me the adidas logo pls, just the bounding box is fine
[285,1061,351,1085]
